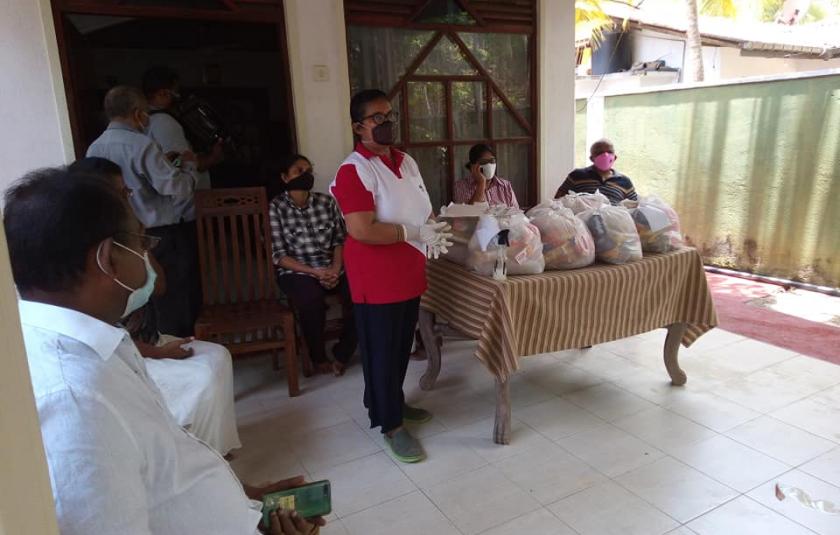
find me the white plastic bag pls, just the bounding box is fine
[527,204,595,270]
[559,190,610,214]
[621,196,684,253]
[467,213,545,276]
[578,205,643,264]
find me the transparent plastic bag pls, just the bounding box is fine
[558,189,610,214]
[578,205,643,264]
[621,196,684,253]
[527,204,595,270]
[467,213,545,276]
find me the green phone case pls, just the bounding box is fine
[262,480,331,527]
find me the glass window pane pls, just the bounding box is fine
[407,82,445,142]
[492,93,528,138]
[416,36,478,76]
[495,143,531,206]
[416,0,477,25]
[410,146,450,212]
[460,32,531,127]
[452,81,485,140]
[347,26,435,95]
[453,144,474,182]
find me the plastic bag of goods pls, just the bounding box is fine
[577,204,643,264]
[526,204,595,270]
[620,196,684,253]
[558,190,610,214]
[467,213,545,276]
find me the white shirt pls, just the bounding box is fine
[19,300,262,535]
[331,146,432,255]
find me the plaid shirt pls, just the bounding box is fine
[269,192,346,276]
[452,175,519,208]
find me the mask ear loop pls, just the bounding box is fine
[96,241,136,293]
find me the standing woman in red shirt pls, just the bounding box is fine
[330,89,452,463]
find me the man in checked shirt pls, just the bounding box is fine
[269,154,357,376]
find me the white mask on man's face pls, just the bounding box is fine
[479,163,497,180]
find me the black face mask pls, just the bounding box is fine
[372,121,396,146]
[285,172,314,192]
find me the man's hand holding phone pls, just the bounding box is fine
[268,509,320,535]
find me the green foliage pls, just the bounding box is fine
[701,0,738,17]
[576,0,616,48]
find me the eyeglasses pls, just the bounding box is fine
[359,111,399,125]
[115,231,161,251]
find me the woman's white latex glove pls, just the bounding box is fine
[403,221,454,259]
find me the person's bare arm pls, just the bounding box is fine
[343,211,404,245]
[197,141,225,172]
[467,164,488,204]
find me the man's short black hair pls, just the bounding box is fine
[350,89,388,123]
[68,157,122,179]
[3,167,129,293]
[103,86,146,121]
[142,66,179,99]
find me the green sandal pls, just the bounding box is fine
[403,404,433,424]
[385,428,426,463]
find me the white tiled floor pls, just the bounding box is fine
[230,328,840,534]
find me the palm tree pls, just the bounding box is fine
[684,0,738,82]
[576,0,616,48]
[684,0,705,81]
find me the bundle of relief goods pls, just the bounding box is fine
[526,202,595,270]
[467,213,545,276]
[577,204,643,264]
[437,203,485,265]
[558,189,610,214]
[620,196,684,253]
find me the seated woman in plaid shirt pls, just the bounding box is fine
[452,143,519,208]
[269,154,357,376]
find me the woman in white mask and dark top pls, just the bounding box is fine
[452,143,519,208]
[330,89,452,464]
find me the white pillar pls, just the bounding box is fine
[0,0,73,191]
[283,0,354,192]
[537,0,576,201]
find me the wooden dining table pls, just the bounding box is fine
[417,247,718,445]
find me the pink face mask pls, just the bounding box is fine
[593,152,615,172]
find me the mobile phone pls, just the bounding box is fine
[261,480,331,527]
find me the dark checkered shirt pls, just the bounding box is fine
[269,192,346,277]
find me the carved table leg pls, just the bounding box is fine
[418,308,442,391]
[493,377,511,445]
[664,322,688,386]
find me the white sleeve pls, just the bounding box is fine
[38,390,153,535]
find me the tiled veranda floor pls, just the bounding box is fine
[230,328,840,535]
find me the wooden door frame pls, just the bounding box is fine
[49,0,297,158]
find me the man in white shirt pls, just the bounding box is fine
[3,167,322,535]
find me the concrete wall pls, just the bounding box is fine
[283,0,353,193]
[0,0,73,192]
[595,71,840,287]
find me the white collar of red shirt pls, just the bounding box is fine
[355,142,405,176]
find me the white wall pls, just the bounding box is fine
[717,46,840,79]
[283,0,353,193]
[0,0,73,192]
[538,0,576,201]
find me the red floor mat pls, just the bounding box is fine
[706,273,840,365]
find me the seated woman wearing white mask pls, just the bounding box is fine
[452,143,519,208]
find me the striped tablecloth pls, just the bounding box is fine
[421,248,718,381]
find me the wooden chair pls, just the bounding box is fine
[193,187,301,397]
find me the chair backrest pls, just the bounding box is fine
[195,187,277,305]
